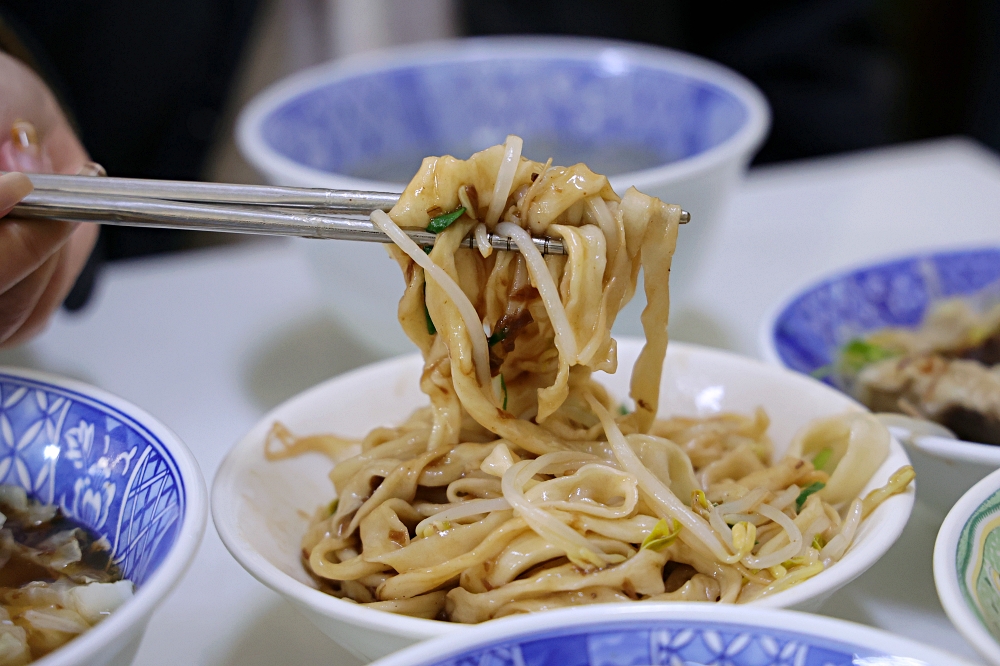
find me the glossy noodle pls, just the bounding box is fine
[267,137,913,622]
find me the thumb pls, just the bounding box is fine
[0,172,33,217]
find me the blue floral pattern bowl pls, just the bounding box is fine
[0,367,206,666]
[760,246,1000,492]
[763,247,1000,379]
[238,37,768,193]
[369,605,973,666]
[237,36,770,356]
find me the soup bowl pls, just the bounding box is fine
[237,37,770,355]
[0,367,206,666]
[760,246,1000,511]
[212,339,913,662]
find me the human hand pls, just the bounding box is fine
[0,53,99,347]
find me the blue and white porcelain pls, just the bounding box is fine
[239,38,766,193]
[760,247,1000,508]
[369,605,974,666]
[237,37,770,355]
[0,367,206,666]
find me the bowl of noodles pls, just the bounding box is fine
[761,247,1000,510]
[213,341,914,661]
[237,36,770,355]
[215,138,910,662]
[0,367,206,666]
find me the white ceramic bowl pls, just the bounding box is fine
[0,367,206,666]
[759,247,1000,512]
[934,466,1000,665]
[237,37,770,356]
[213,339,913,662]
[370,604,976,666]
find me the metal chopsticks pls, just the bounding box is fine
[17,173,400,213]
[9,173,691,256]
[13,190,569,255]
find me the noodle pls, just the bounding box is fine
[268,138,914,622]
[485,135,523,227]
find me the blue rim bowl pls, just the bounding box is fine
[759,245,1000,479]
[0,367,206,666]
[763,246,1000,379]
[369,605,974,666]
[237,36,770,193]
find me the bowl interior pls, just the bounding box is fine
[215,339,913,643]
[259,47,749,184]
[955,484,1000,644]
[770,247,1000,376]
[0,370,188,586]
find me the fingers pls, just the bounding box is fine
[0,223,98,348]
[44,122,89,175]
[0,59,97,346]
[0,143,77,296]
[0,54,86,175]
[0,121,54,173]
[0,252,59,346]
[0,216,76,292]
[0,172,33,216]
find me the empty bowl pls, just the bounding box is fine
[237,37,770,355]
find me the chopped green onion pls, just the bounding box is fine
[812,447,833,472]
[641,518,682,551]
[796,482,826,511]
[425,305,436,335]
[424,283,436,335]
[488,327,507,346]
[618,403,631,416]
[839,338,898,374]
[491,373,509,410]
[426,207,466,234]
[812,339,899,380]
[422,245,433,254]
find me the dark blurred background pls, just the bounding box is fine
[1,0,998,271]
[462,0,1000,164]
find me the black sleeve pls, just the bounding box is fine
[0,1,260,310]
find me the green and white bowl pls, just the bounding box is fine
[934,466,1000,665]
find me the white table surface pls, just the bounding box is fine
[4,136,998,663]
